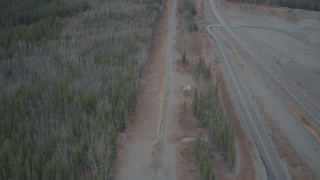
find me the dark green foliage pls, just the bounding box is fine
[228,0,320,11]
[180,0,197,16]
[0,0,91,27]
[0,0,91,59]
[192,85,236,165]
[179,0,198,32]
[0,0,162,179]
[193,57,235,165]
[194,137,215,180]
[17,17,60,43]
[181,50,189,66]
[189,21,199,32]
[195,57,211,81]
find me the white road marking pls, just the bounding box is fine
[206,26,281,180]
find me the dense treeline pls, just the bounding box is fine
[228,0,320,11]
[194,137,215,180]
[0,0,91,59]
[192,57,235,166]
[0,0,162,179]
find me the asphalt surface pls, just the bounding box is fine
[206,26,287,180]
[209,0,320,128]
[206,0,293,179]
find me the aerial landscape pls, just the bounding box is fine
[0,0,319,179]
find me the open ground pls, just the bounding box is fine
[114,0,320,179]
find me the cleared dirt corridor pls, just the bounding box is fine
[114,0,185,179]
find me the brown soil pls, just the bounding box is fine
[175,99,203,180]
[195,13,256,177]
[174,2,203,178]
[213,66,256,180]
[114,0,171,177]
[195,0,205,20]
[205,0,320,179]
[116,0,266,179]
[300,117,320,142]
[116,0,202,179]
[174,0,257,179]
[253,92,314,180]
[174,1,208,179]
[124,0,169,133]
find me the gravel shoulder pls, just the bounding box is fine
[215,0,320,179]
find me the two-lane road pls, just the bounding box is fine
[206,0,300,179]
[206,26,288,180]
[209,0,320,127]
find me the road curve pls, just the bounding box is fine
[206,26,288,180]
[209,0,320,127]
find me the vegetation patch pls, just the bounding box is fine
[0,0,162,179]
[192,57,236,178]
[0,0,91,59]
[194,137,215,180]
[178,0,198,32]
[194,56,211,80]
[227,0,320,11]
[180,50,189,67]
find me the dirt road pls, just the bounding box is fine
[114,0,320,179]
[114,0,197,179]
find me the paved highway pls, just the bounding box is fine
[205,0,298,179]
[206,25,288,180]
[209,0,320,127]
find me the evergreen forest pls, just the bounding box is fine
[0,0,162,179]
[228,0,320,11]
